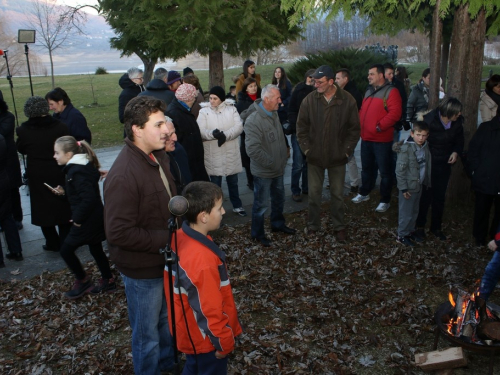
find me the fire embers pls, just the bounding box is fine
[446,287,500,343]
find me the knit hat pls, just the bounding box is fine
[209,86,225,103]
[175,84,198,102]
[166,71,182,85]
[183,67,194,77]
[24,96,49,118]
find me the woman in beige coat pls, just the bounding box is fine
[480,75,500,123]
[197,86,246,216]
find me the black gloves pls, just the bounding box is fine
[212,129,227,147]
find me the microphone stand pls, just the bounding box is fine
[160,217,180,375]
[2,50,20,127]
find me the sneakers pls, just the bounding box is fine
[431,229,447,241]
[65,277,94,300]
[352,194,370,203]
[233,207,247,217]
[375,202,390,212]
[90,278,117,294]
[6,252,24,261]
[397,236,416,247]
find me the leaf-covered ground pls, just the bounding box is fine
[1,194,499,374]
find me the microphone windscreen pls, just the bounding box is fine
[168,195,189,216]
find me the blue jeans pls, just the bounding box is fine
[121,274,175,375]
[359,140,393,203]
[210,175,242,209]
[290,134,308,195]
[183,351,228,375]
[251,176,285,239]
[479,251,500,301]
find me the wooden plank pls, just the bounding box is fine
[414,347,467,371]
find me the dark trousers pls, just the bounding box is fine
[183,351,228,375]
[0,215,23,260]
[473,191,500,243]
[416,163,451,231]
[359,140,393,203]
[60,241,112,280]
[41,223,72,250]
[240,133,253,187]
[11,188,23,222]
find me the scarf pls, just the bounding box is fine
[485,88,500,106]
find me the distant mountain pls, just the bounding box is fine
[0,0,115,54]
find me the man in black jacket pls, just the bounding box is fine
[118,67,145,124]
[138,67,175,108]
[288,69,315,202]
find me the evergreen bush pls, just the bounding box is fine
[95,67,108,75]
[288,48,396,92]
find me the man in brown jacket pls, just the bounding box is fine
[296,65,360,240]
[104,96,177,374]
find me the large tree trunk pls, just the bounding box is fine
[440,31,451,92]
[428,1,443,109]
[137,54,156,86]
[447,5,470,102]
[446,6,487,204]
[209,50,224,90]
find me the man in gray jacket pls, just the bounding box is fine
[245,84,296,247]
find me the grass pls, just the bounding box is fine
[1,62,497,148]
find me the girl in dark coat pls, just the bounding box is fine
[0,90,23,228]
[52,136,115,299]
[271,67,293,124]
[16,96,72,251]
[466,107,500,246]
[166,83,209,182]
[46,87,92,144]
[236,77,261,190]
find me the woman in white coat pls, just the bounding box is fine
[197,86,246,216]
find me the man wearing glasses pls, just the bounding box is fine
[296,65,360,241]
[118,67,145,125]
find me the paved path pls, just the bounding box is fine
[0,131,410,281]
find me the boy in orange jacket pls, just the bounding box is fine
[164,181,242,374]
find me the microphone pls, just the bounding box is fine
[168,195,189,217]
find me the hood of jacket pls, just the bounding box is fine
[66,153,90,166]
[200,99,236,111]
[119,73,138,90]
[145,78,169,91]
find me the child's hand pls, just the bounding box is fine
[488,240,498,251]
[448,152,458,164]
[215,351,227,359]
[403,191,411,200]
[99,169,109,180]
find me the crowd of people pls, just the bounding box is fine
[1,60,499,374]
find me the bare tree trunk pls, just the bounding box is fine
[447,6,487,204]
[49,49,55,88]
[428,1,443,109]
[138,56,156,87]
[447,5,470,102]
[209,50,224,90]
[440,32,451,92]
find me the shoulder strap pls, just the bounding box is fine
[150,154,173,198]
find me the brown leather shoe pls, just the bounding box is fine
[335,229,347,242]
[292,194,302,202]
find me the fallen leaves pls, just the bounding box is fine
[0,197,497,374]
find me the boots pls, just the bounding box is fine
[65,276,93,300]
[476,296,500,340]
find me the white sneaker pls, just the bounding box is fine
[351,194,370,203]
[375,202,390,212]
[233,207,247,217]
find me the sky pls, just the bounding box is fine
[56,0,99,14]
